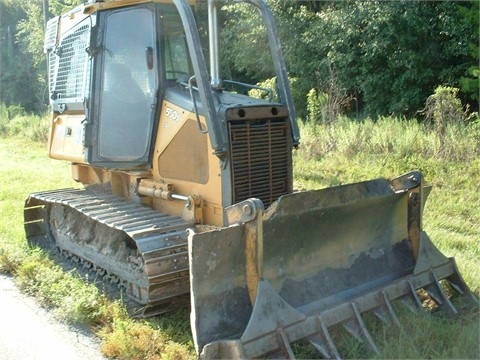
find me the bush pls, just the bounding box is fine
[305,65,353,124]
[421,86,478,153]
[248,77,304,120]
[423,86,475,130]
[307,88,330,123]
[0,103,8,120]
[6,104,27,119]
[0,104,49,142]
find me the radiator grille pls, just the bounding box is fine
[229,118,291,208]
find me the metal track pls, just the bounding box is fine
[24,187,192,316]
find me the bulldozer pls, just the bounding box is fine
[24,0,477,358]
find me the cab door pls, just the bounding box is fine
[87,5,158,168]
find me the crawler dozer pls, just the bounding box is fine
[24,0,477,358]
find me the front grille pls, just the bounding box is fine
[229,118,292,208]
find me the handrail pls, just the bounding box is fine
[188,76,208,134]
[172,0,227,157]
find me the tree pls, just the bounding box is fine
[219,2,275,85]
[219,0,479,118]
[457,1,479,105]
[0,0,83,113]
[288,1,478,117]
[0,0,40,112]
[0,0,477,118]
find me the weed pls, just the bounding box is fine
[0,245,26,274]
[99,319,195,360]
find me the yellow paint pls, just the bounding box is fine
[152,99,223,226]
[48,113,86,163]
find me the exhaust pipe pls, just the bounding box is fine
[208,0,221,89]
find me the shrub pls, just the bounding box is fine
[248,77,279,101]
[6,104,27,119]
[305,65,353,124]
[1,112,49,142]
[422,85,478,153]
[0,103,9,135]
[0,103,8,120]
[423,86,474,130]
[307,88,330,123]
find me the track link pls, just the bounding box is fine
[24,187,192,316]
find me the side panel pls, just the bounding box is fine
[48,114,86,163]
[151,98,223,226]
[46,15,92,163]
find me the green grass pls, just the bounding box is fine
[0,113,479,359]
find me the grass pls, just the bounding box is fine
[0,112,479,359]
[0,120,195,360]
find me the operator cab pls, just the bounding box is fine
[90,4,193,167]
[46,3,193,168]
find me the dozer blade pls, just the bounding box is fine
[188,171,478,359]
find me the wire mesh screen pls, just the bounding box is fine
[44,17,58,51]
[48,52,57,96]
[45,17,59,96]
[51,24,91,102]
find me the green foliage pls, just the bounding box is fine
[0,1,42,112]
[248,77,279,101]
[460,66,480,102]
[306,73,352,124]
[457,1,479,103]
[16,2,45,69]
[219,2,274,82]
[307,88,330,123]
[1,0,478,118]
[269,0,479,117]
[421,86,479,155]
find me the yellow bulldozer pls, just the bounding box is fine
[24,0,477,358]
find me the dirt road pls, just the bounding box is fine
[0,274,107,360]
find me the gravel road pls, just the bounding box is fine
[0,274,107,360]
